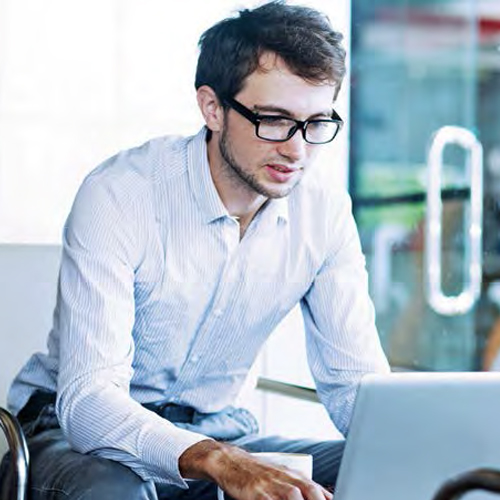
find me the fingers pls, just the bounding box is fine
[318,483,334,500]
[246,479,324,500]
[271,465,332,500]
[204,444,331,500]
[289,475,332,500]
[244,465,328,500]
[322,487,333,500]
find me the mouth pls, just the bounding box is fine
[266,163,299,174]
[264,163,302,184]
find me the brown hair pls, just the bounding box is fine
[195,1,346,101]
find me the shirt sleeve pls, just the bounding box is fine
[301,190,390,437]
[55,171,209,486]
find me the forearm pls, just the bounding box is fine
[179,439,229,481]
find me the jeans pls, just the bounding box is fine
[6,391,345,499]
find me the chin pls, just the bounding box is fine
[260,183,298,199]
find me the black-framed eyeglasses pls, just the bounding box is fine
[221,96,343,145]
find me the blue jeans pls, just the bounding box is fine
[12,392,345,499]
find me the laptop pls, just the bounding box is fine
[334,371,500,500]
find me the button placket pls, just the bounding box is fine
[171,220,243,387]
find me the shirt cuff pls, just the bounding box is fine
[139,421,213,487]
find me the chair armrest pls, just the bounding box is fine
[431,468,500,500]
[0,407,29,500]
[256,377,320,402]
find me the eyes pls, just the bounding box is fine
[258,115,331,127]
[305,120,332,130]
[259,116,294,126]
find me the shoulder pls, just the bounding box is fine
[62,136,189,265]
[65,135,192,246]
[86,134,188,189]
[74,134,190,211]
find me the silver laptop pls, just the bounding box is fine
[334,371,500,500]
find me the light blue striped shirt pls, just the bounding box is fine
[8,127,389,485]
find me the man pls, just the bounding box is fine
[5,1,389,499]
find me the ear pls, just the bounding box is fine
[197,85,224,133]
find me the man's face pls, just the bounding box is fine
[218,53,337,199]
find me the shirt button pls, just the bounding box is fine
[190,355,200,363]
[214,309,223,317]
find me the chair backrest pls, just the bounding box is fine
[0,244,61,407]
[0,407,29,500]
[431,468,500,500]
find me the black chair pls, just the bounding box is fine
[0,407,29,500]
[432,468,500,500]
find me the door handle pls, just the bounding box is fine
[425,126,483,315]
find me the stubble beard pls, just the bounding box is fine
[218,126,299,200]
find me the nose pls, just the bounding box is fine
[276,129,308,163]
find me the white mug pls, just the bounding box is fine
[217,452,313,500]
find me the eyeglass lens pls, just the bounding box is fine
[257,117,340,144]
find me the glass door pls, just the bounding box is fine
[350,0,500,371]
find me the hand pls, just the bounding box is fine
[179,440,333,500]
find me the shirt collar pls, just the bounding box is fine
[265,196,289,224]
[187,127,289,225]
[187,128,228,224]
